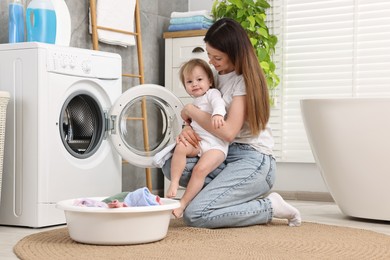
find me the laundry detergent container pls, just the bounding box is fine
[26,0,71,45]
[26,0,57,44]
[56,197,180,245]
[51,0,71,46]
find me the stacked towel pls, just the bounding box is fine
[168,10,214,32]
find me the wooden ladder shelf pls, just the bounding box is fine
[89,0,153,191]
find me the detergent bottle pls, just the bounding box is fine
[8,0,25,43]
[26,0,56,44]
[51,0,71,46]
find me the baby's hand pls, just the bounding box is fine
[212,115,225,129]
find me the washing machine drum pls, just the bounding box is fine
[60,93,105,159]
[60,84,184,167]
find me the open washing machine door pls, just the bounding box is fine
[109,84,183,168]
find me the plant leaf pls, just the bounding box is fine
[212,0,279,88]
[229,0,243,9]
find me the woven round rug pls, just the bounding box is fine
[14,219,390,260]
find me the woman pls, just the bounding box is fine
[162,18,301,228]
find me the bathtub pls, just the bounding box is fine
[300,98,390,221]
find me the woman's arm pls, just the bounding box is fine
[182,96,246,143]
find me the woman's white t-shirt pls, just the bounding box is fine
[215,71,274,156]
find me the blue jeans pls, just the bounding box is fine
[162,143,276,228]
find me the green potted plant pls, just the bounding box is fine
[212,0,279,103]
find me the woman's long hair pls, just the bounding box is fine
[204,18,270,135]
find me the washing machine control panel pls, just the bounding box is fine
[46,51,93,77]
[46,49,121,80]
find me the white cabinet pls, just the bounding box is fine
[164,31,208,105]
[163,30,208,198]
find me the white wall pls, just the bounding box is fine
[188,0,214,11]
[274,163,328,193]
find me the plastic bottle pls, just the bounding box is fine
[26,0,56,44]
[8,0,25,43]
[51,0,71,46]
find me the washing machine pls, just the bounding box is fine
[0,42,183,227]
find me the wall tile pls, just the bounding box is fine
[158,0,188,18]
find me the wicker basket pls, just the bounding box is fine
[0,91,10,203]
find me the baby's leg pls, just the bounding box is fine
[173,149,225,218]
[167,142,199,198]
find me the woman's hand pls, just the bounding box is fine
[185,96,246,143]
[176,125,201,148]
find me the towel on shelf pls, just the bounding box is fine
[168,10,214,32]
[171,10,213,20]
[168,22,212,32]
[170,15,214,25]
[90,0,136,47]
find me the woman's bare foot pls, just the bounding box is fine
[172,206,185,218]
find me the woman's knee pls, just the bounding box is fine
[183,204,202,227]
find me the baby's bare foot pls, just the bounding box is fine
[166,183,179,198]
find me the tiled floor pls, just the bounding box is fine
[1,200,389,259]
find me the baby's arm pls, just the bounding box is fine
[208,89,226,129]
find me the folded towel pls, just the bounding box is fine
[170,15,214,25]
[152,143,176,168]
[90,0,136,47]
[168,22,212,32]
[171,10,213,20]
